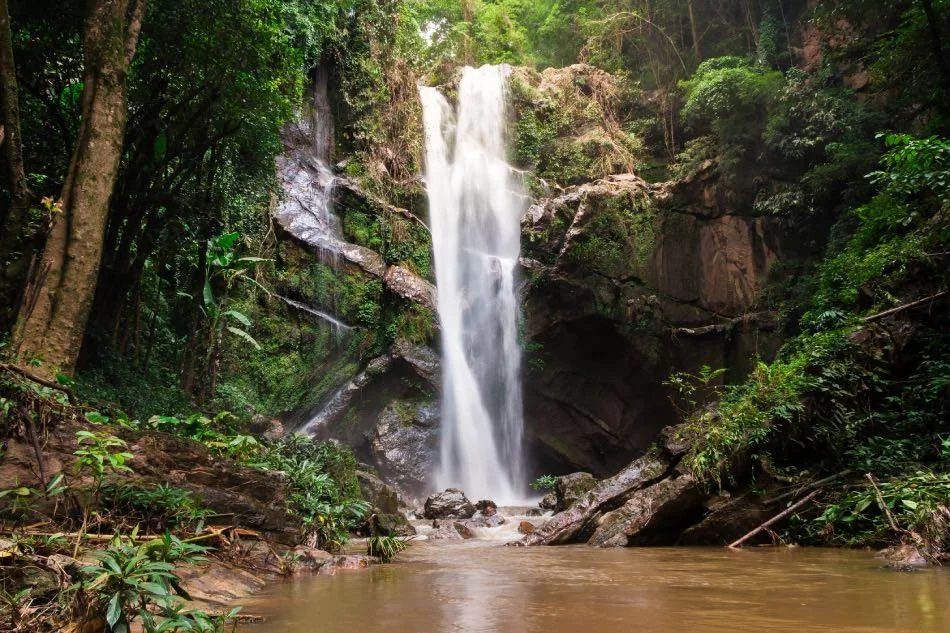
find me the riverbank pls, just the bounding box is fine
[0,369,384,632]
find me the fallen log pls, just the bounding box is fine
[863,290,947,323]
[727,489,822,549]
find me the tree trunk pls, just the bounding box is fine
[0,0,31,251]
[686,0,702,65]
[12,0,146,379]
[919,0,950,96]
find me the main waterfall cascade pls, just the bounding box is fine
[420,65,527,503]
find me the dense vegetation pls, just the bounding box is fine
[1,0,949,629]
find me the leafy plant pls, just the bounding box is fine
[366,534,411,563]
[530,475,558,491]
[80,533,230,633]
[74,431,134,482]
[103,483,211,533]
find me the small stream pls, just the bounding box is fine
[240,534,948,632]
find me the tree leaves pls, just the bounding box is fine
[226,325,261,350]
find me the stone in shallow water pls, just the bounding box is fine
[457,514,506,530]
[426,520,464,540]
[518,520,536,535]
[475,499,497,516]
[423,488,476,519]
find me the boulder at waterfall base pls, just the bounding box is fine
[423,488,476,519]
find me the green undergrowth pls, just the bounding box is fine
[1,368,376,631]
[669,133,950,550]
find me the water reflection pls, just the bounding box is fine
[240,543,949,633]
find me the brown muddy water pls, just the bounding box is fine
[239,540,948,633]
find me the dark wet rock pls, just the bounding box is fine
[18,564,60,598]
[424,488,476,519]
[298,355,394,435]
[249,414,286,440]
[319,555,373,575]
[458,514,506,530]
[658,425,690,458]
[290,546,334,572]
[539,492,557,511]
[518,521,536,535]
[879,544,930,570]
[520,172,786,477]
[475,500,498,516]
[384,264,437,311]
[392,338,440,385]
[452,521,476,539]
[555,472,597,512]
[678,492,774,545]
[525,508,543,517]
[356,470,399,515]
[372,400,439,498]
[588,474,704,547]
[514,454,669,546]
[427,520,464,540]
[374,513,417,537]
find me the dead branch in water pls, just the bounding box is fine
[728,489,822,548]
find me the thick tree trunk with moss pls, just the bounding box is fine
[12,0,145,378]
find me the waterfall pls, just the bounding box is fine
[419,65,526,503]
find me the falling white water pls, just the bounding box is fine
[420,65,526,503]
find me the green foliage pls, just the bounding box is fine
[814,0,950,130]
[870,134,950,201]
[81,533,233,633]
[530,475,557,491]
[366,534,411,563]
[810,134,950,312]
[250,435,370,550]
[74,431,134,483]
[678,358,809,484]
[389,303,435,345]
[804,471,950,547]
[663,365,727,418]
[679,56,783,179]
[565,192,655,278]
[102,483,211,533]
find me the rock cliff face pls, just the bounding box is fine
[521,170,785,476]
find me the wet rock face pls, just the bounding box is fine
[372,400,439,498]
[678,493,775,546]
[423,488,476,520]
[521,172,786,476]
[588,474,704,547]
[356,470,399,515]
[515,454,670,546]
[554,473,597,512]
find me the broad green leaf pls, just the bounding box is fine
[226,326,261,349]
[223,309,251,326]
[202,280,214,307]
[106,592,122,627]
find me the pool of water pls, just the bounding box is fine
[239,539,948,633]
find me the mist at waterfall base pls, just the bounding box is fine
[420,65,527,504]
